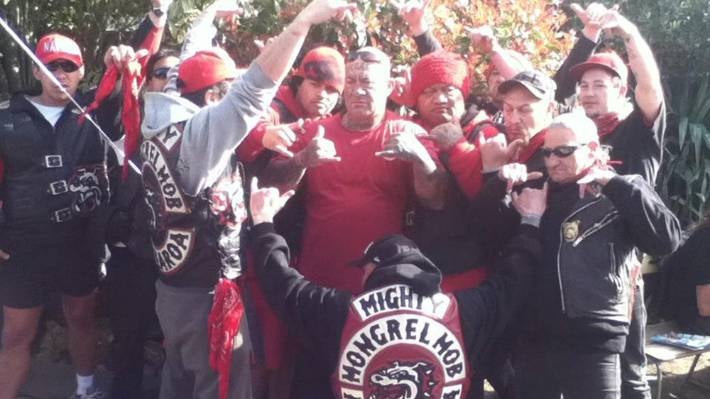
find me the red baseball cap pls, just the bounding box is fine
[570,52,629,83]
[35,33,83,67]
[178,49,238,94]
[294,46,345,93]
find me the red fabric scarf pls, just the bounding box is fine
[80,56,148,179]
[593,113,622,138]
[517,129,547,163]
[208,278,245,399]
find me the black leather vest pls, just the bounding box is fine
[0,96,107,231]
[140,123,246,287]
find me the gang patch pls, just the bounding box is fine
[140,130,195,275]
[335,285,469,399]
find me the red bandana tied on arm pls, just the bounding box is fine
[208,278,245,399]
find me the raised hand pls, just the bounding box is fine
[103,45,149,71]
[598,8,637,38]
[295,125,341,167]
[249,177,295,225]
[394,0,431,35]
[511,182,548,219]
[296,0,360,26]
[429,122,464,151]
[479,134,525,172]
[390,64,412,106]
[570,3,619,40]
[263,121,303,158]
[466,25,500,54]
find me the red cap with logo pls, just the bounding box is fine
[35,33,83,67]
[294,46,345,93]
[570,52,629,83]
[178,49,238,94]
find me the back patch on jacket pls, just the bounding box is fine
[334,284,469,399]
[140,124,195,275]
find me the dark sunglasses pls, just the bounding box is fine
[150,67,170,80]
[541,144,588,158]
[347,49,386,64]
[46,60,79,73]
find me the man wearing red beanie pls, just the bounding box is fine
[138,1,358,398]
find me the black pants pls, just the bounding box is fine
[516,341,621,399]
[103,246,159,399]
[621,285,651,399]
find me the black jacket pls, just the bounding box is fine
[251,222,541,398]
[526,175,680,351]
[0,91,121,247]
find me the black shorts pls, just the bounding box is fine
[0,237,100,309]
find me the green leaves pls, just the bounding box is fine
[662,74,710,227]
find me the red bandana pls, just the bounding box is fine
[208,278,245,399]
[517,129,547,163]
[593,113,622,138]
[80,56,148,179]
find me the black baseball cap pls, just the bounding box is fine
[351,235,437,272]
[498,69,557,100]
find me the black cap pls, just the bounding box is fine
[351,235,436,271]
[498,69,557,99]
[353,234,442,296]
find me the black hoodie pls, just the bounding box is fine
[251,221,541,399]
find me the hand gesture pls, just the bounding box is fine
[479,134,525,172]
[498,163,544,192]
[429,122,464,151]
[571,3,619,40]
[103,45,149,71]
[263,120,303,158]
[577,165,616,197]
[297,0,360,26]
[250,177,295,225]
[511,182,548,218]
[598,8,636,38]
[377,121,437,173]
[393,0,431,35]
[389,64,411,106]
[466,25,499,54]
[295,125,341,167]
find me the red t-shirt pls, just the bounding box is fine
[289,112,438,293]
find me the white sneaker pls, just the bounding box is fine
[70,386,105,399]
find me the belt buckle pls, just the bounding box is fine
[45,155,63,168]
[51,208,72,223]
[49,180,69,195]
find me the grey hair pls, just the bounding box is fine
[548,112,598,143]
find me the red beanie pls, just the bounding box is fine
[408,50,470,106]
[178,49,238,94]
[295,46,345,93]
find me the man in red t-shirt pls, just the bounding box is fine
[263,46,446,294]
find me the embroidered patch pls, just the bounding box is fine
[563,220,581,242]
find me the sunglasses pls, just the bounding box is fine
[541,144,588,158]
[46,60,80,73]
[150,67,170,80]
[347,49,386,64]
